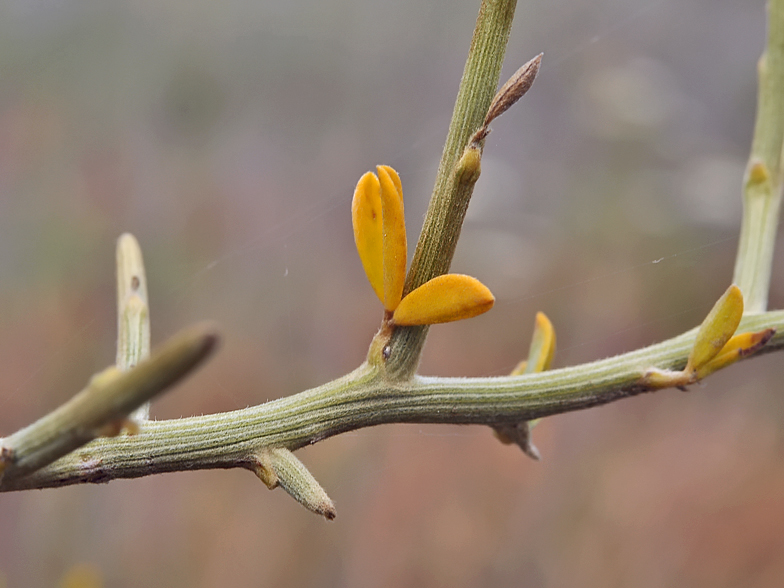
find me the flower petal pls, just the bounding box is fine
[525,312,556,373]
[352,171,384,304]
[686,284,744,372]
[391,274,494,326]
[378,164,402,200]
[696,328,776,379]
[377,166,407,311]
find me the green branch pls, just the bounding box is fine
[116,233,152,420]
[1,0,783,524]
[0,323,218,483]
[733,0,784,312]
[4,310,783,492]
[386,0,518,378]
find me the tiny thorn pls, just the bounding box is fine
[493,422,541,461]
[252,448,336,520]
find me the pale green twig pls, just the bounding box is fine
[2,0,783,526]
[0,323,218,483]
[116,233,151,420]
[733,0,784,312]
[387,0,521,378]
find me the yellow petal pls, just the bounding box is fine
[391,274,494,326]
[377,166,407,311]
[525,312,556,373]
[351,171,384,304]
[378,164,402,200]
[498,312,556,453]
[686,284,744,372]
[696,328,776,379]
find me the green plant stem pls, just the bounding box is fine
[4,310,782,492]
[116,233,151,420]
[0,323,218,483]
[734,0,784,312]
[386,0,518,378]
[4,0,784,512]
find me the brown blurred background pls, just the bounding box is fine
[1,0,783,586]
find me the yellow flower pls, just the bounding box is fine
[352,166,494,326]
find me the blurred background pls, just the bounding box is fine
[1,0,783,586]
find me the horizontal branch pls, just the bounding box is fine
[4,310,783,492]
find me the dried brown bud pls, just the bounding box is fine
[484,53,542,128]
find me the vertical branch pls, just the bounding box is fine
[734,0,784,312]
[406,0,518,290]
[116,233,151,419]
[385,0,518,378]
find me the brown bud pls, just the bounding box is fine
[484,53,542,128]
